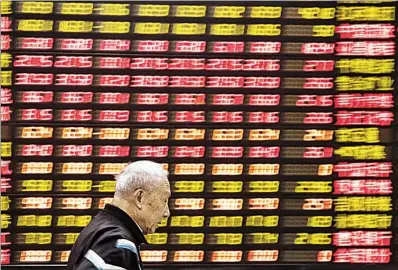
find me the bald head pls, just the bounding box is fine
[113,161,171,234]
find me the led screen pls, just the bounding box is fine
[1,0,397,267]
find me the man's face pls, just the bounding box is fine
[141,178,171,234]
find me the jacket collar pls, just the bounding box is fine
[103,204,148,245]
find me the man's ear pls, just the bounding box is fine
[133,189,144,209]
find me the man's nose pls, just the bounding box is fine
[164,206,170,218]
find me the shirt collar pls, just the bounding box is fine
[103,204,148,245]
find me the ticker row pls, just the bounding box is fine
[2,110,394,126]
[1,196,393,212]
[1,214,394,229]
[1,179,392,195]
[4,74,394,90]
[7,56,395,73]
[1,231,394,247]
[1,144,392,161]
[1,248,393,264]
[3,93,396,109]
[3,162,392,177]
[2,127,391,143]
[3,38,395,56]
[9,3,393,21]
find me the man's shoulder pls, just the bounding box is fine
[84,211,136,242]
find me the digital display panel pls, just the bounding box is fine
[1,0,397,268]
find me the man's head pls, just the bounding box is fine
[113,161,171,234]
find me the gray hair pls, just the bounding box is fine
[115,160,168,197]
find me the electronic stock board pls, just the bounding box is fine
[1,1,398,269]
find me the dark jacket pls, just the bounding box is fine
[67,204,148,270]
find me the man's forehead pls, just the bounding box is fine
[156,177,171,193]
[163,179,171,195]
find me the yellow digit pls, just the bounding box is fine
[212,181,242,193]
[191,233,205,244]
[96,4,130,16]
[295,182,332,193]
[263,215,279,227]
[213,6,245,18]
[307,216,332,227]
[246,215,264,226]
[376,59,395,74]
[60,3,93,15]
[375,214,392,229]
[158,218,168,227]
[299,7,335,19]
[176,233,190,244]
[137,5,170,16]
[210,24,245,35]
[226,216,243,227]
[337,6,395,21]
[350,128,369,143]
[38,233,52,244]
[58,21,93,32]
[171,216,200,227]
[56,216,68,226]
[377,76,394,90]
[76,216,92,227]
[365,128,381,143]
[215,233,242,244]
[97,181,116,192]
[319,8,336,19]
[37,215,52,227]
[172,23,206,35]
[174,181,204,193]
[177,233,204,244]
[249,6,282,18]
[367,145,385,159]
[313,25,335,37]
[146,233,168,244]
[24,233,35,244]
[294,233,309,244]
[336,59,351,73]
[175,6,206,17]
[64,233,79,244]
[248,181,279,193]
[97,22,130,34]
[210,216,225,227]
[16,215,29,226]
[295,233,331,244]
[62,180,92,192]
[310,233,332,244]
[298,7,320,19]
[134,23,170,34]
[355,59,375,73]
[247,24,281,36]
[20,2,53,14]
[191,216,205,227]
[250,233,279,244]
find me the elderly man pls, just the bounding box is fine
[67,161,171,270]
